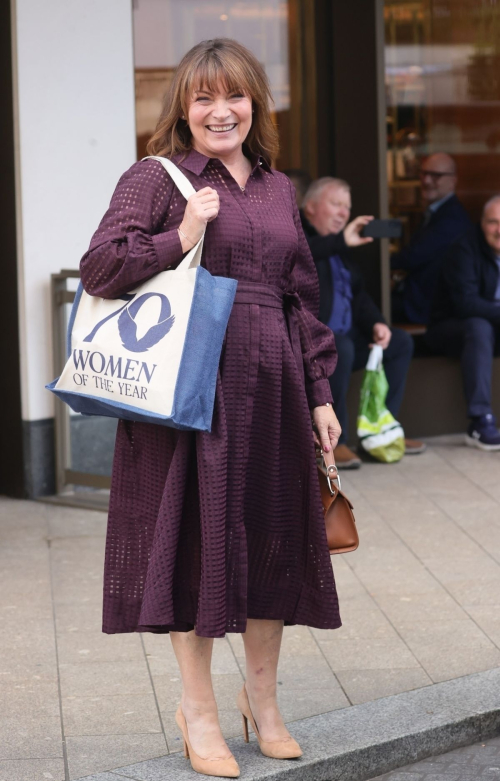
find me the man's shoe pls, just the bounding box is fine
[335,444,362,469]
[404,438,427,455]
[465,414,500,451]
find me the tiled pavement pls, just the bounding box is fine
[370,734,500,780]
[1,434,500,780]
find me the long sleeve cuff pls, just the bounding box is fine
[306,378,333,409]
[152,229,184,270]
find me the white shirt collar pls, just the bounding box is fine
[428,192,454,214]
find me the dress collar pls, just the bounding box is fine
[174,146,273,176]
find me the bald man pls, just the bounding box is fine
[391,153,472,324]
[426,195,500,449]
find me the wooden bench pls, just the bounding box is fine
[393,322,428,337]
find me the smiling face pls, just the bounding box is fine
[187,83,253,161]
[419,152,457,204]
[305,184,352,236]
[482,199,500,254]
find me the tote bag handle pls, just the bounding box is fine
[143,155,204,271]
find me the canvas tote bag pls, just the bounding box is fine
[47,156,237,432]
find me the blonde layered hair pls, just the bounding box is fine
[147,38,279,165]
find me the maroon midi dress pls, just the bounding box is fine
[80,149,341,638]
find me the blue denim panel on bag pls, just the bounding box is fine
[171,267,238,432]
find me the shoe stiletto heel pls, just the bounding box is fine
[175,707,240,778]
[242,713,249,743]
[236,686,302,760]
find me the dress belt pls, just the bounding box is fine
[232,281,304,382]
[233,281,302,311]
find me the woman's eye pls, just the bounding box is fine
[196,96,210,102]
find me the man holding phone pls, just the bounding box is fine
[300,177,425,468]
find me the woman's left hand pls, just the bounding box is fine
[312,405,342,453]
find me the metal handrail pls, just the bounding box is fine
[50,271,111,504]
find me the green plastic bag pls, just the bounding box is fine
[357,345,405,463]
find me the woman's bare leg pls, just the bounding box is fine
[170,631,232,759]
[241,619,290,741]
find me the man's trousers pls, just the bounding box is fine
[424,317,500,418]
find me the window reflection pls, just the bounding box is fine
[385,0,500,228]
[132,0,290,160]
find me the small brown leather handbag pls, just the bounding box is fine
[317,450,359,555]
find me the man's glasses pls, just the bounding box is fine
[419,170,454,181]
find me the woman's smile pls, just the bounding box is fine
[206,123,237,133]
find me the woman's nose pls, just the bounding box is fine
[212,100,231,119]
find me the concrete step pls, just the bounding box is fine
[78,667,500,781]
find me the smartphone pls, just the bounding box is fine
[361,219,402,239]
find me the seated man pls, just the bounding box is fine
[301,176,425,468]
[391,153,471,324]
[425,195,500,450]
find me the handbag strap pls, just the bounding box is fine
[143,155,204,271]
[319,449,341,494]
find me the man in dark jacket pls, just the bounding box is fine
[391,153,472,324]
[425,195,500,449]
[302,177,424,468]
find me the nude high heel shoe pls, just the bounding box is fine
[175,707,240,778]
[237,686,302,760]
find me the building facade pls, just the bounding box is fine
[3,0,500,499]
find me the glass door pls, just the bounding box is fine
[385,0,500,234]
[132,0,318,175]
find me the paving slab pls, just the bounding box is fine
[59,660,155,699]
[0,715,63,762]
[48,506,107,539]
[2,437,500,780]
[62,693,162,737]
[467,606,500,648]
[317,635,421,672]
[335,668,433,706]
[0,757,65,781]
[70,775,130,781]
[310,611,397,642]
[77,668,500,781]
[66,734,167,779]
[56,630,145,665]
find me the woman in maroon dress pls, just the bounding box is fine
[81,38,341,778]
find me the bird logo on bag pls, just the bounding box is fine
[83,292,175,353]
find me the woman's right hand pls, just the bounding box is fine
[178,187,220,252]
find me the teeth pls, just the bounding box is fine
[207,124,236,132]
